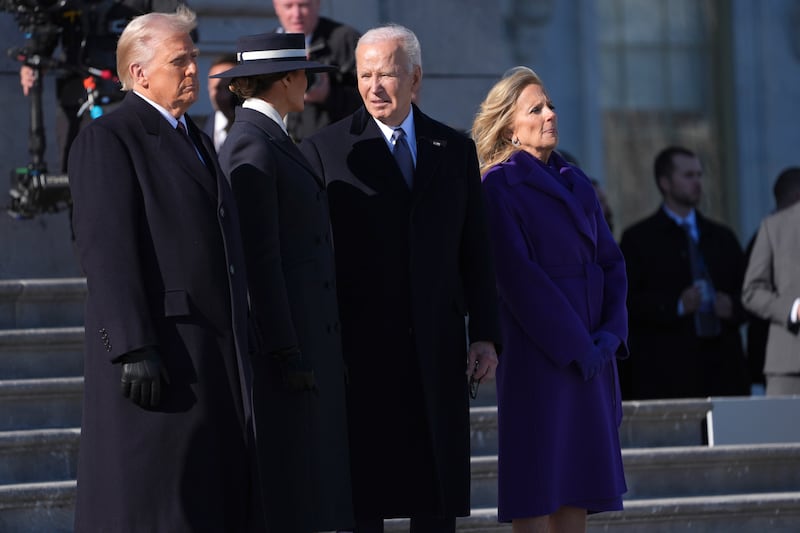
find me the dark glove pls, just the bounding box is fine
[592,330,620,361]
[575,347,605,381]
[272,348,318,393]
[118,347,169,408]
[575,331,620,381]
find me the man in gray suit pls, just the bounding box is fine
[742,167,800,395]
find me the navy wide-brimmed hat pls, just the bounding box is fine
[209,32,336,79]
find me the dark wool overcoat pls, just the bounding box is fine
[619,208,750,399]
[219,106,353,532]
[68,92,258,532]
[481,150,628,521]
[300,104,501,519]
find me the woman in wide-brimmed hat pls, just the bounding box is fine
[213,32,354,533]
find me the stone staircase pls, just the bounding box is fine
[0,279,84,533]
[2,278,800,532]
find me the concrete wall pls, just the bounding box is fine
[730,0,800,241]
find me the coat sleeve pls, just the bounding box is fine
[482,174,595,368]
[68,123,158,361]
[742,219,796,327]
[594,203,629,356]
[459,140,502,350]
[225,130,299,356]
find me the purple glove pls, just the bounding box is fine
[592,330,620,361]
[575,347,605,381]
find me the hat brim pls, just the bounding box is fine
[209,59,336,79]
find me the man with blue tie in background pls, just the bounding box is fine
[619,146,749,400]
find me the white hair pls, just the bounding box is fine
[116,6,197,91]
[357,24,422,73]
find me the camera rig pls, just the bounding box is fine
[0,0,116,219]
[2,0,72,219]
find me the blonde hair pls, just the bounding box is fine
[471,66,545,176]
[116,6,197,91]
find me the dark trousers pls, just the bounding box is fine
[353,515,456,533]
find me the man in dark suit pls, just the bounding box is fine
[67,7,261,531]
[619,146,749,400]
[203,53,238,152]
[272,0,361,141]
[300,24,501,533]
[214,32,353,532]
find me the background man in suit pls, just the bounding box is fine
[67,7,260,531]
[272,0,361,141]
[215,32,353,532]
[300,24,501,533]
[619,146,749,400]
[742,167,800,396]
[203,53,238,152]
[742,168,800,392]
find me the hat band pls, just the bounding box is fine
[238,48,307,62]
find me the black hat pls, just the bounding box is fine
[209,32,336,79]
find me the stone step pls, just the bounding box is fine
[470,443,800,508]
[0,327,84,379]
[470,398,711,455]
[4,429,795,510]
[0,378,83,431]
[0,480,75,533]
[0,429,79,484]
[0,278,86,329]
[384,492,800,532]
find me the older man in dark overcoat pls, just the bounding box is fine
[300,24,501,533]
[67,7,260,532]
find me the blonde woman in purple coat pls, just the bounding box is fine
[472,67,628,533]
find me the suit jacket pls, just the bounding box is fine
[68,92,257,531]
[300,104,501,518]
[742,201,800,374]
[619,207,749,399]
[218,106,353,532]
[284,16,362,142]
[201,110,222,152]
[482,150,628,519]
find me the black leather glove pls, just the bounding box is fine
[118,347,169,408]
[272,348,317,393]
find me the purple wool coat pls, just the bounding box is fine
[482,150,628,520]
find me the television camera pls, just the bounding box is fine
[3,0,118,219]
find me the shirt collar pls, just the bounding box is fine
[662,204,699,239]
[133,91,186,130]
[242,98,288,135]
[373,110,417,161]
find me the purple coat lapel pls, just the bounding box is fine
[504,150,597,247]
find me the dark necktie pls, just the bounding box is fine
[681,222,720,337]
[177,121,205,165]
[392,128,414,188]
